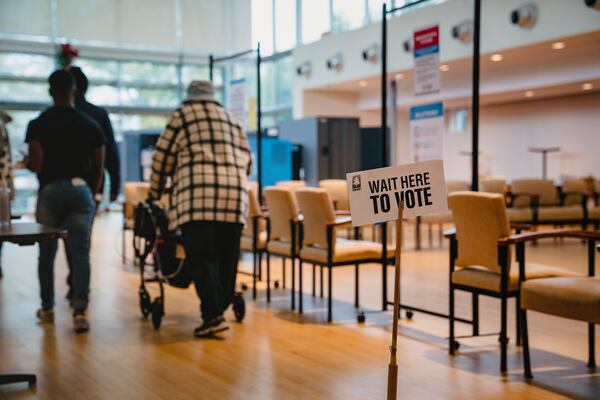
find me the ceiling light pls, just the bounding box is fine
[358,80,368,87]
[395,73,404,80]
[525,90,534,98]
[582,82,593,91]
[551,41,566,50]
[490,53,503,62]
[440,64,450,72]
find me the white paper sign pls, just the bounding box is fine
[228,78,247,131]
[346,160,448,227]
[410,102,444,162]
[413,25,440,96]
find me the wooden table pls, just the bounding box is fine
[0,222,67,387]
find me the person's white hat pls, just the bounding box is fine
[185,80,216,102]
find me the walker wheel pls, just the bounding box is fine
[151,297,164,330]
[139,287,152,318]
[405,310,414,320]
[274,280,280,289]
[233,292,246,322]
[450,340,460,352]
[357,311,366,324]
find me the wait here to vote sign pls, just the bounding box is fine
[346,160,448,227]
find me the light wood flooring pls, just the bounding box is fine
[0,213,598,399]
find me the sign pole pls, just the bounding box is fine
[386,202,404,400]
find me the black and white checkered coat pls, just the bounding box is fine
[149,100,252,230]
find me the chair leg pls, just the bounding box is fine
[252,253,257,300]
[122,228,126,263]
[516,295,522,346]
[298,258,303,314]
[319,265,324,298]
[327,265,333,323]
[588,323,596,368]
[428,223,433,248]
[266,253,271,303]
[449,285,456,355]
[472,293,479,337]
[312,264,316,297]
[354,263,359,308]
[382,260,388,311]
[282,257,286,289]
[521,309,533,379]
[500,295,508,373]
[291,256,296,311]
[438,223,443,246]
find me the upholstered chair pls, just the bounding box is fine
[275,180,306,192]
[123,182,150,263]
[240,181,267,300]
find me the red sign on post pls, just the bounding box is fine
[413,25,440,95]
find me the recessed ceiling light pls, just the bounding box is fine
[551,41,566,50]
[440,64,449,72]
[358,80,368,87]
[490,53,503,62]
[395,73,404,80]
[582,82,593,91]
[525,90,534,98]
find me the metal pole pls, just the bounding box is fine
[256,42,263,200]
[381,3,388,168]
[471,0,481,191]
[209,54,214,82]
[389,79,397,166]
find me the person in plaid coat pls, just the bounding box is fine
[149,80,252,337]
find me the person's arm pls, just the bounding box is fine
[91,145,105,195]
[149,111,181,200]
[26,140,43,173]
[99,110,121,201]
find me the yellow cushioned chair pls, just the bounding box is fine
[123,182,150,263]
[447,191,578,373]
[295,188,386,322]
[240,181,266,300]
[505,231,600,379]
[275,180,306,192]
[263,187,301,308]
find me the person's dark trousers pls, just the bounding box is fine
[36,179,96,313]
[181,221,242,322]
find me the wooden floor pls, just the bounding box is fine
[0,213,598,399]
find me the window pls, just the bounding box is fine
[302,0,331,44]
[274,0,296,51]
[367,0,387,23]
[449,108,468,134]
[121,61,178,85]
[251,0,274,55]
[332,0,366,33]
[0,53,54,78]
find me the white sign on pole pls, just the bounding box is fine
[413,25,440,96]
[228,78,247,131]
[410,102,444,162]
[346,160,447,227]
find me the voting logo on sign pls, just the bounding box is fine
[346,160,448,227]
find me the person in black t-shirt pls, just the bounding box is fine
[25,70,105,333]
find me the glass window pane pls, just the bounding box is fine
[275,56,292,105]
[275,0,296,51]
[302,0,331,44]
[120,87,179,108]
[121,61,177,85]
[261,62,275,108]
[0,53,54,78]
[87,84,120,106]
[74,58,119,81]
[0,80,49,103]
[368,0,386,23]
[332,0,366,33]
[181,64,210,86]
[120,114,169,132]
[251,0,274,55]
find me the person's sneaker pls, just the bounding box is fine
[73,313,90,334]
[36,308,54,324]
[193,316,229,338]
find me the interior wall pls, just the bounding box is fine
[392,92,600,183]
[302,90,378,126]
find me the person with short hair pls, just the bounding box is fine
[25,70,106,333]
[149,80,252,338]
[0,109,14,280]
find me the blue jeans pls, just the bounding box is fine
[36,179,95,312]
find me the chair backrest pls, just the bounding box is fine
[242,181,264,237]
[446,180,471,193]
[124,182,150,220]
[448,191,511,274]
[295,188,336,249]
[511,179,558,207]
[562,178,587,206]
[319,179,349,210]
[480,176,507,195]
[276,180,306,192]
[263,187,300,241]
